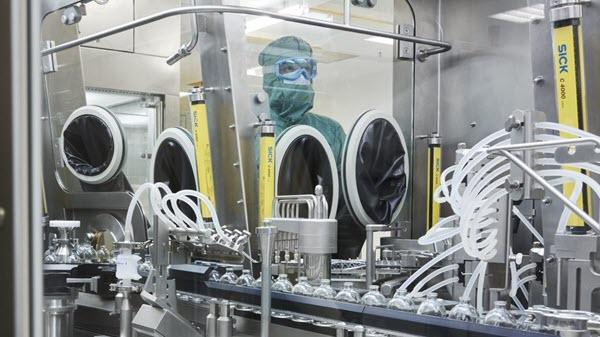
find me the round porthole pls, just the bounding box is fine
[341,110,409,226]
[60,105,126,185]
[276,125,339,219]
[151,127,198,223]
[151,127,198,192]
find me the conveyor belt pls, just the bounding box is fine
[170,265,553,337]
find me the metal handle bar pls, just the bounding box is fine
[41,5,452,57]
[487,137,600,152]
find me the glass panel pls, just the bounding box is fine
[85,89,160,190]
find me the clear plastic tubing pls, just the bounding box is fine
[418,215,460,245]
[172,190,229,243]
[162,194,202,232]
[400,242,464,291]
[556,181,582,234]
[449,134,509,210]
[512,206,544,245]
[539,169,600,233]
[124,182,154,242]
[460,183,507,260]
[170,190,208,230]
[462,164,510,203]
[417,277,460,298]
[462,261,487,300]
[537,121,600,140]
[124,182,174,242]
[410,264,458,296]
[150,183,176,228]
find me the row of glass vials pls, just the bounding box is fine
[209,268,521,329]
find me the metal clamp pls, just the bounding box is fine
[550,0,587,22]
[366,224,392,286]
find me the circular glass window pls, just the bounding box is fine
[276,125,339,219]
[152,128,198,223]
[60,105,125,185]
[342,110,409,226]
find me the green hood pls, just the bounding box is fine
[258,36,315,126]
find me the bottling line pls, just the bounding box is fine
[4,0,600,336]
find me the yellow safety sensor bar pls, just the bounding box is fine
[551,8,591,233]
[190,87,216,220]
[258,120,276,226]
[426,135,442,230]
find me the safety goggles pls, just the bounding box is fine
[269,57,318,81]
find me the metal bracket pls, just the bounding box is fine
[550,0,586,22]
[504,110,546,201]
[555,144,600,163]
[396,24,414,60]
[66,276,100,293]
[61,4,86,25]
[41,41,58,74]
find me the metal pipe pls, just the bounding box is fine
[344,0,351,25]
[354,325,365,337]
[217,300,232,337]
[366,224,389,286]
[366,228,374,286]
[206,298,218,337]
[494,149,600,234]
[119,289,133,337]
[41,5,451,56]
[380,278,404,297]
[166,0,200,65]
[336,322,346,337]
[257,226,277,337]
[487,137,600,152]
[557,258,562,307]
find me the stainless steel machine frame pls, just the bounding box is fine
[31,0,600,336]
[3,0,44,336]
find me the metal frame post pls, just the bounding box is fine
[257,226,277,337]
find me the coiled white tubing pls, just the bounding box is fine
[410,122,600,306]
[124,182,224,243]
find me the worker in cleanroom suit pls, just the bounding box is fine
[259,35,365,258]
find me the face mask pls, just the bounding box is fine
[283,77,311,85]
[263,73,315,125]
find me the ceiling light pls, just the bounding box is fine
[490,4,545,24]
[246,66,263,77]
[245,5,306,34]
[365,36,394,46]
